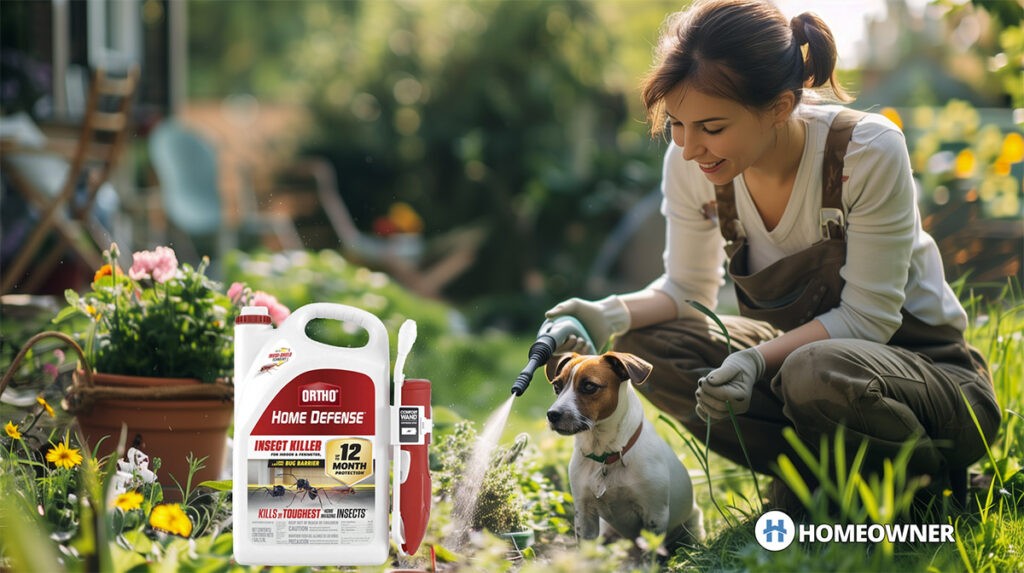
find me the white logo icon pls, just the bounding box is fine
[756,510,796,551]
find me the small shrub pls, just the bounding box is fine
[473,461,529,534]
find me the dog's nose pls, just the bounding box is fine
[546,410,562,424]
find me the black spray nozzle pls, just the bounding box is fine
[510,335,557,396]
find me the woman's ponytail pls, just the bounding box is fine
[791,12,851,101]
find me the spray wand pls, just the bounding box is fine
[510,316,595,396]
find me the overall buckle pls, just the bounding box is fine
[819,208,846,240]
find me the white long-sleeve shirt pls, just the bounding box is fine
[647,104,967,342]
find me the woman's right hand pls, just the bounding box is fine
[545,295,630,353]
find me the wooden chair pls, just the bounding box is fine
[1,66,139,294]
[278,158,486,299]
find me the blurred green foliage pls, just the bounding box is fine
[292,0,666,315]
[190,0,678,327]
[961,0,1024,107]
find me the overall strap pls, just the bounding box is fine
[712,181,742,243]
[711,108,866,244]
[821,109,863,210]
[819,109,865,240]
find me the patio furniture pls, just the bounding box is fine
[1,67,139,294]
[147,118,302,265]
[278,158,486,298]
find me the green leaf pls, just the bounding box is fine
[782,427,823,478]
[857,477,880,522]
[0,486,63,572]
[197,479,233,492]
[433,543,461,563]
[52,304,84,324]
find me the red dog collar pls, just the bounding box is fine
[584,420,644,465]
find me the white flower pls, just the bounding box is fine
[108,447,158,507]
[116,447,157,486]
[110,470,132,495]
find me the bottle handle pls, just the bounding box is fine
[282,303,389,357]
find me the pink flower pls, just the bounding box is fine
[43,348,65,379]
[250,291,290,326]
[227,282,245,303]
[129,246,178,283]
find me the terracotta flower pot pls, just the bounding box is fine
[74,372,233,501]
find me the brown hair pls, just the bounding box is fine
[641,0,851,134]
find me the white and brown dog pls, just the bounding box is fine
[546,351,705,548]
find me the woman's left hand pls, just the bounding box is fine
[695,347,766,421]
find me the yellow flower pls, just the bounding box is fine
[954,149,976,179]
[1001,132,1024,164]
[46,441,83,470]
[36,396,55,418]
[148,503,193,537]
[880,106,903,131]
[114,491,144,512]
[85,304,98,318]
[388,202,424,234]
[4,421,21,440]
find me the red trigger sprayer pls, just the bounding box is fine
[392,320,432,557]
[511,316,595,396]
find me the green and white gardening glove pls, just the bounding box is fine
[545,295,630,353]
[695,347,765,422]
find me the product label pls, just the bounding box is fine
[246,369,376,546]
[398,406,423,444]
[257,346,293,375]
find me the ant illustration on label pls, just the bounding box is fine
[254,472,356,508]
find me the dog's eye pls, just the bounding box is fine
[553,382,564,394]
[580,381,600,394]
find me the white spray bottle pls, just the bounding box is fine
[232,303,392,566]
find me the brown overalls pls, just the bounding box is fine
[614,110,1001,498]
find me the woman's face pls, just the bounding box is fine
[664,82,779,185]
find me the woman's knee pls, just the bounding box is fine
[949,380,1003,467]
[773,341,860,428]
[775,341,832,397]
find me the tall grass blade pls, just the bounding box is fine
[726,402,763,504]
[686,299,733,353]
[775,456,814,508]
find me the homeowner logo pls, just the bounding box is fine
[755,510,955,550]
[756,510,795,551]
[298,382,342,407]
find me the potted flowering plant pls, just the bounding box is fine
[52,243,290,498]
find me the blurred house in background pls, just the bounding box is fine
[1,1,315,289]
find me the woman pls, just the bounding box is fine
[546,0,1000,506]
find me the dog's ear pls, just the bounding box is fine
[603,352,653,385]
[545,353,577,382]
